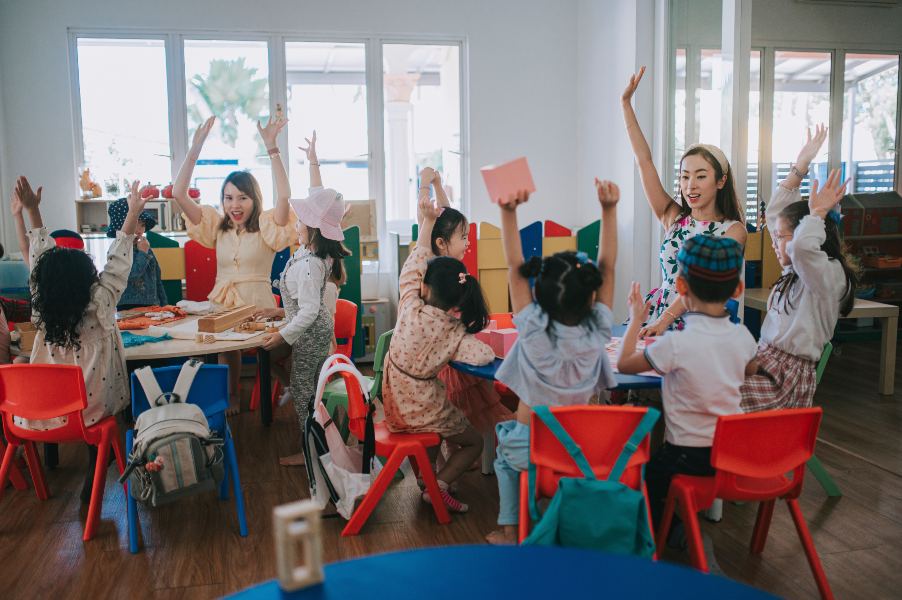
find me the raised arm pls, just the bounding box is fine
[499,190,532,314]
[432,169,451,209]
[618,282,654,374]
[416,167,436,229]
[791,169,850,295]
[258,113,291,226]
[768,125,827,232]
[595,179,619,309]
[299,130,322,188]
[171,116,215,226]
[621,67,678,227]
[12,177,37,265]
[17,176,44,232]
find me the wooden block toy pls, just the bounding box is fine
[520,221,543,261]
[479,268,510,314]
[544,220,572,237]
[273,500,324,592]
[479,222,501,239]
[462,222,478,277]
[477,238,507,270]
[489,328,518,358]
[197,305,257,333]
[761,229,782,289]
[480,157,536,204]
[154,247,186,280]
[14,322,37,353]
[543,236,577,256]
[744,231,763,261]
[577,220,601,261]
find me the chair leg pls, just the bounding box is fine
[111,434,127,498]
[219,456,230,500]
[342,449,410,536]
[655,491,677,553]
[807,455,842,497]
[23,442,48,500]
[680,491,707,573]
[224,430,248,537]
[0,443,19,500]
[125,431,140,554]
[518,470,529,543]
[411,445,451,525]
[750,499,776,554]
[0,440,28,491]
[787,499,835,600]
[83,437,111,541]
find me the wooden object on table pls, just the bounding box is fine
[744,287,899,395]
[14,322,37,353]
[197,305,257,333]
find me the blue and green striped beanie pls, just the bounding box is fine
[677,234,743,282]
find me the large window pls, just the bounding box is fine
[383,44,461,226]
[75,38,171,191]
[842,54,899,193]
[747,50,761,225]
[183,40,272,207]
[285,42,369,200]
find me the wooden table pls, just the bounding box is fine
[744,288,899,395]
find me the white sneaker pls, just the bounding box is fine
[278,389,292,407]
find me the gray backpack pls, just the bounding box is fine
[119,360,225,507]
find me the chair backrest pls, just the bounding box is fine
[711,408,822,497]
[50,229,85,250]
[325,356,369,441]
[184,240,217,301]
[0,364,89,442]
[489,312,515,329]
[129,364,229,431]
[726,299,740,324]
[369,329,393,400]
[815,342,832,385]
[529,406,654,500]
[334,299,358,357]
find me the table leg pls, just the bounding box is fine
[259,348,272,426]
[879,315,898,396]
[481,430,495,475]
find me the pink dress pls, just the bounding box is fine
[382,245,494,436]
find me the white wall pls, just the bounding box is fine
[0,0,578,241]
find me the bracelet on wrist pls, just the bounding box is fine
[664,309,679,322]
[309,161,319,166]
[790,164,808,178]
[266,146,280,157]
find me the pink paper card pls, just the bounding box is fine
[480,157,536,204]
[490,328,519,359]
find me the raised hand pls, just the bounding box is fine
[419,167,436,188]
[257,114,288,150]
[418,191,442,222]
[622,66,646,104]
[191,116,216,150]
[808,168,849,219]
[127,180,149,214]
[498,189,530,211]
[797,124,828,167]
[14,176,42,210]
[10,191,22,217]
[627,281,651,325]
[136,235,151,253]
[595,178,620,208]
[299,130,318,162]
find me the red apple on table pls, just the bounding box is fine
[162,184,174,199]
[188,188,200,199]
[141,184,160,200]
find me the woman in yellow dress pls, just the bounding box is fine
[171,115,296,413]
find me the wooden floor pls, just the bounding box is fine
[1,339,900,600]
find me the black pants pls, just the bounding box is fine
[646,442,715,529]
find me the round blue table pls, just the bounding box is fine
[451,324,662,390]
[228,545,775,599]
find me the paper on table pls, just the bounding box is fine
[606,337,661,378]
[480,157,536,204]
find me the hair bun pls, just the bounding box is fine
[519,255,543,278]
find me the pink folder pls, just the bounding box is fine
[480,157,536,203]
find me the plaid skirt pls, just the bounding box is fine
[740,344,817,412]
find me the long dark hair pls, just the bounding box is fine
[520,252,603,328]
[31,248,98,350]
[218,171,263,233]
[307,226,351,282]
[423,256,489,333]
[769,200,859,316]
[674,146,745,225]
[431,208,468,255]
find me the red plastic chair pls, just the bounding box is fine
[0,438,28,490]
[335,299,358,358]
[184,240,217,301]
[332,354,451,536]
[657,408,833,600]
[518,406,656,545]
[0,365,126,541]
[489,312,515,329]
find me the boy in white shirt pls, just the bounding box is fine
[618,234,758,532]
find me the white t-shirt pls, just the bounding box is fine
[645,312,758,447]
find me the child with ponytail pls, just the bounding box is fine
[381,190,495,513]
[742,126,859,411]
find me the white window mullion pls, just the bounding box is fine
[760,47,775,196]
[68,31,86,175]
[268,34,289,196]
[828,49,845,177]
[167,33,188,183]
[367,38,387,263]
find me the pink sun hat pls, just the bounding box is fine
[289,186,345,241]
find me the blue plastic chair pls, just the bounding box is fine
[726,298,740,324]
[125,364,248,553]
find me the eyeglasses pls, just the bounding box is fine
[772,233,793,242]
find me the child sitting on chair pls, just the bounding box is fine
[107,196,168,310]
[617,235,758,536]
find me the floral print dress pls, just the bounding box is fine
[644,215,739,329]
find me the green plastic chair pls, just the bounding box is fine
[323,330,393,439]
[807,342,841,497]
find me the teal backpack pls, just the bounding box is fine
[523,405,660,558]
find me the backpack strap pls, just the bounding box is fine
[171,359,203,402]
[607,408,660,482]
[528,406,595,521]
[134,366,167,407]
